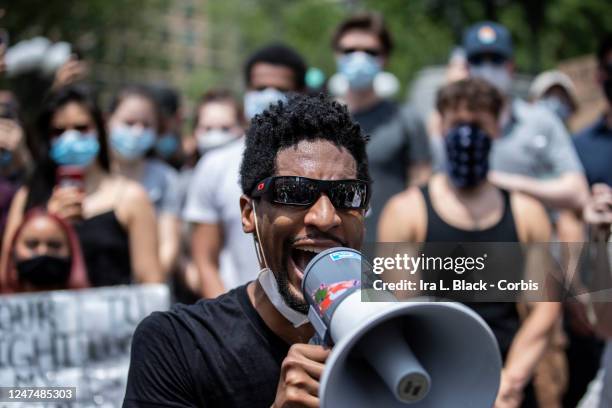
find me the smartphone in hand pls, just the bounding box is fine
[56,165,85,190]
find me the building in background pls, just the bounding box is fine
[92,0,241,112]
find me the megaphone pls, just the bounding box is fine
[302,247,502,407]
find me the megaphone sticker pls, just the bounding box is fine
[313,280,360,315]
[329,251,360,262]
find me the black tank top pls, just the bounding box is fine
[421,185,520,357]
[75,211,132,287]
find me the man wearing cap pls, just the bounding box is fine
[529,70,579,127]
[461,21,589,211]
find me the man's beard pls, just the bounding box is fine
[277,244,309,314]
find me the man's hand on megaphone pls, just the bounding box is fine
[272,344,330,408]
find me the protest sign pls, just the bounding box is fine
[0,284,169,407]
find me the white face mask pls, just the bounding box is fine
[470,63,512,94]
[252,201,309,328]
[257,268,309,328]
[244,88,287,120]
[196,129,238,154]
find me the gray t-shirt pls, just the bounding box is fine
[141,159,181,216]
[431,99,584,179]
[353,100,431,243]
[182,139,259,289]
[491,99,584,178]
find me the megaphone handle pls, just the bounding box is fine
[308,307,331,345]
[308,334,325,346]
[360,323,431,403]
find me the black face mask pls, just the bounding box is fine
[445,122,492,189]
[15,255,72,288]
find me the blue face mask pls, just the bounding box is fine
[110,124,156,160]
[337,51,381,90]
[244,88,287,120]
[50,130,100,167]
[537,97,571,123]
[0,149,12,168]
[445,123,491,189]
[155,133,179,158]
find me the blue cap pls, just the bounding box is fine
[463,21,513,60]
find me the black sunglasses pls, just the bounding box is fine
[468,53,507,66]
[251,176,370,210]
[338,47,382,57]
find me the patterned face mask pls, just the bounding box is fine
[444,123,492,189]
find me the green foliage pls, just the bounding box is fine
[2,0,168,56]
[2,0,611,104]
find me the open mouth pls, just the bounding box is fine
[289,246,326,281]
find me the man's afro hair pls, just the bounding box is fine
[240,93,370,196]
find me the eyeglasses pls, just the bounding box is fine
[468,53,507,66]
[338,47,382,57]
[251,176,370,210]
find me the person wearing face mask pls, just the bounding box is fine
[125,94,369,408]
[379,78,560,408]
[149,83,185,170]
[0,90,31,247]
[458,21,590,213]
[242,43,307,121]
[183,45,307,300]
[0,85,162,288]
[1,209,89,293]
[529,70,578,127]
[330,12,432,244]
[108,85,181,278]
[174,89,245,302]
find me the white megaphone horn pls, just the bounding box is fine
[302,247,502,407]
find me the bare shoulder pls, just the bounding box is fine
[378,186,427,242]
[385,187,425,215]
[510,192,551,242]
[121,179,151,203]
[111,176,154,224]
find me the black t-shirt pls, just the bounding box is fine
[352,100,430,243]
[123,284,290,407]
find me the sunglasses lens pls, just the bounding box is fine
[273,177,317,205]
[469,54,506,66]
[329,181,368,209]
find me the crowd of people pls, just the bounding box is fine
[1,11,612,408]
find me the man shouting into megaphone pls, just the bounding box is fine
[123,93,371,408]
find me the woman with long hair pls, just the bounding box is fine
[1,85,162,287]
[107,85,180,276]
